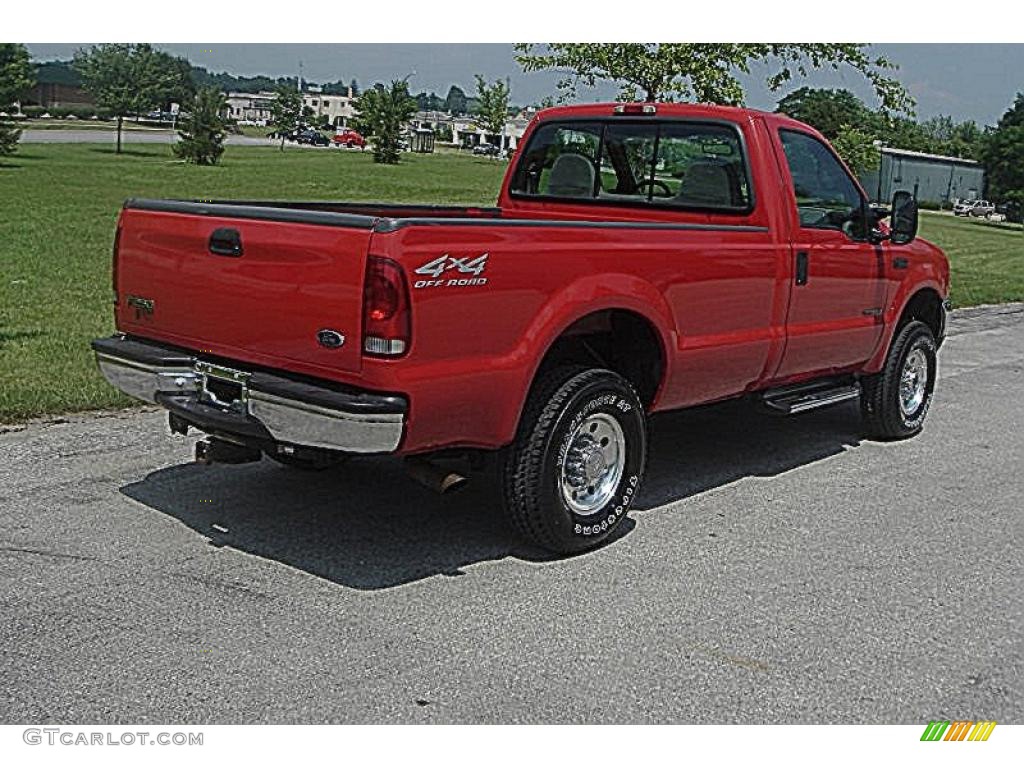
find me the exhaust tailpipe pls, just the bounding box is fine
[404,457,468,494]
[195,438,262,465]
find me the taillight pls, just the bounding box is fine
[362,256,410,356]
[112,223,123,306]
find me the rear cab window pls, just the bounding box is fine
[510,118,753,213]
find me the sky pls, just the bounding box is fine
[24,43,1024,126]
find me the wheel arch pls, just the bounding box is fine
[504,285,674,443]
[897,287,946,340]
[866,283,947,373]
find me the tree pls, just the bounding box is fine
[173,87,227,166]
[319,79,353,96]
[415,91,445,112]
[0,44,34,160]
[444,85,468,115]
[353,80,416,164]
[474,75,511,149]
[883,115,937,154]
[775,87,879,140]
[73,44,193,154]
[919,115,983,159]
[514,44,912,114]
[981,93,1024,212]
[832,124,881,175]
[270,85,303,150]
[163,54,197,107]
[349,78,360,97]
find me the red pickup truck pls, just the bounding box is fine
[92,102,949,554]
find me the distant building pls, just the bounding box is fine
[224,92,275,125]
[20,61,94,110]
[23,82,94,110]
[225,87,358,128]
[302,87,357,128]
[860,147,985,207]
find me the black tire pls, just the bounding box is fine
[266,451,347,471]
[501,367,648,554]
[860,320,937,440]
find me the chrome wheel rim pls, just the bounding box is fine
[899,348,929,416]
[560,413,626,516]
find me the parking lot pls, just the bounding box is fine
[1,305,1021,723]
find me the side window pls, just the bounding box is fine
[655,123,750,209]
[509,122,602,198]
[779,129,866,236]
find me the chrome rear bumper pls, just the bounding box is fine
[92,336,406,454]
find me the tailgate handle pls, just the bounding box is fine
[208,228,243,257]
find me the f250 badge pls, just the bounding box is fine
[413,253,488,289]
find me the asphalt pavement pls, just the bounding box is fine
[1,305,1021,723]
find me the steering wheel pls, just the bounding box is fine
[637,178,673,198]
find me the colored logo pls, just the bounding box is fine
[316,329,346,349]
[920,720,997,741]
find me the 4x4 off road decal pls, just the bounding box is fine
[413,253,488,288]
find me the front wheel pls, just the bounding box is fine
[501,367,648,554]
[860,320,937,439]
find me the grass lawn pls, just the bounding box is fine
[918,212,1024,307]
[1,143,1021,424]
[0,143,506,423]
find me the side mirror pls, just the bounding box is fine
[890,190,919,245]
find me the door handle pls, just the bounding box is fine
[208,228,243,257]
[795,251,809,286]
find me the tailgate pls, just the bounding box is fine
[115,204,374,376]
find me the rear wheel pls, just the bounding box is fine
[501,367,647,554]
[860,320,937,439]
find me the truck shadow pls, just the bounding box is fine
[120,399,863,591]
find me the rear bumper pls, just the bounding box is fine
[91,335,406,453]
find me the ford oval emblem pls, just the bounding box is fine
[316,329,346,349]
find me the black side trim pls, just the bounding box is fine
[124,198,379,230]
[374,217,769,233]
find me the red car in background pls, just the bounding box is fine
[332,129,366,149]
